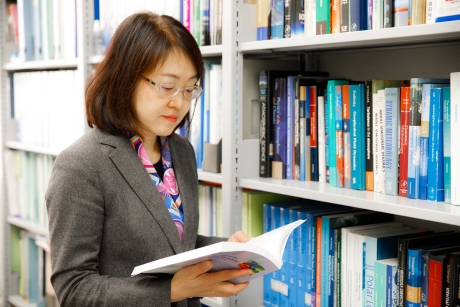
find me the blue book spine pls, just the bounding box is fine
[289,209,299,307]
[350,84,366,190]
[335,85,344,188]
[443,87,451,203]
[292,0,305,37]
[325,99,330,183]
[279,208,291,307]
[321,217,331,307]
[388,262,398,307]
[286,76,295,180]
[306,212,318,307]
[418,84,433,200]
[297,211,308,307]
[329,229,336,307]
[264,204,273,307]
[271,0,285,39]
[374,261,385,307]
[364,237,377,307]
[406,249,422,307]
[350,0,368,31]
[271,205,282,307]
[427,88,445,202]
[384,88,400,195]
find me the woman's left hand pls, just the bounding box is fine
[227,231,252,243]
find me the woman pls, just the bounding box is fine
[46,12,252,307]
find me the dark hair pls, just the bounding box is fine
[85,12,203,138]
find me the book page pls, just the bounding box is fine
[247,219,305,261]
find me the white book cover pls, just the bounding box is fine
[384,88,400,196]
[452,72,460,205]
[209,64,222,144]
[17,0,26,62]
[373,91,385,193]
[131,220,305,284]
[52,0,60,59]
[318,96,326,182]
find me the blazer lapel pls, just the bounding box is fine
[168,136,198,253]
[96,129,182,254]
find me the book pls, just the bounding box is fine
[350,84,366,190]
[318,95,327,183]
[271,0,284,39]
[273,77,287,179]
[419,83,449,200]
[443,87,452,204]
[452,72,460,205]
[256,0,270,40]
[335,85,345,188]
[427,88,446,202]
[399,87,411,197]
[408,78,449,199]
[131,219,305,283]
[286,75,296,180]
[311,86,319,181]
[316,0,331,34]
[328,80,350,187]
[342,85,351,189]
[384,87,400,196]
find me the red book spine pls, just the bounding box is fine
[310,86,318,181]
[398,87,411,197]
[428,258,443,307]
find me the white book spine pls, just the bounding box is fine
[452,72,460,205]
[384,88,400,195]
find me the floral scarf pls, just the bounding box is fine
[130,135,184,241]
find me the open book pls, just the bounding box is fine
[131,219,305,284]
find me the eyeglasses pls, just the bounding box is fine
[141,76,203,100]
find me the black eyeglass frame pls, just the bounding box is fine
[141,76,203,100]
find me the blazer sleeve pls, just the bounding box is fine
[46,146,188,307]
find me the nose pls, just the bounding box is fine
[167,91,185,109]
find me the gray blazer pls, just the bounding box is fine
[46,127,224,307]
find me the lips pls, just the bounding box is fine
[163,115,178,122]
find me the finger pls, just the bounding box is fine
[211,268,253,282]
[185,260,213,277]
[216,281,251,297]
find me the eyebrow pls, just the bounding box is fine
[157,73,198,80]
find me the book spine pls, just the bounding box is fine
[316,217,322,307]
[451,72,460,205]
[419,84,432,200]
[427,88,444,202]
[318,96,326,183]
[306,213,317,307]
[353,84,366,190]
[316,0,331,34]
[263,204,273,307]
[391,262,398,307]
[259,70,271,177]
[336,85,345,188]
[288,209,298,307]
[298,211,308,307]
[183,0,191,30]
[428,257,443,307]
[410,0,425,25]
[325,99,330,183]
[306,87,312,181]
[256,0,270,40]
[328,228,336,307]
[407,82,422,199]
[343,85,352,189]
[399,87,411,197]
[331,0,341,33]
[406,249,422,307]
[374,261,384,307]
[397,239,407,307]
[284,0,292,38]
[271,206,282,307]
[384,0,394,27]
[340,0,350,32]
[279,78,288,178]
[365,81,374,191]
[321,217,331,307]
[286,76,295,180]
[300,86,307,181]
[373,90,383,193]
[364,237,377,307]
[446,254,454,307]
[279,209,291,307]
[394,0,409,26]
[420,249,430,307]
[311,86,319,181]
[295,80,301,181]
[336,230,342,307]
[384,88,400,196]
[292,0,305,37]
[271,0,285,39]
[443,87,451,204]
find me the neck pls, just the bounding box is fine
[142,135,161,163]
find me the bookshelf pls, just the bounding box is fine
[1,1,460,307]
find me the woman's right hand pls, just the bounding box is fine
[170,260,252,302]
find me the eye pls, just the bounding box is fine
[161,85,175,92]
[185,87,195,94]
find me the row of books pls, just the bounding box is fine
[189,60,222,170]
[197,183,223,237]
[10,226,58,307]
[263,199,460,307]
[11,0,78,62]
[255,0,460,39]
[4,150,54,229]
[10,70,86,150]
[95,0,222,57]
[258,71,460,205]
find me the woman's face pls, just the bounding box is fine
[133,52,198,141]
